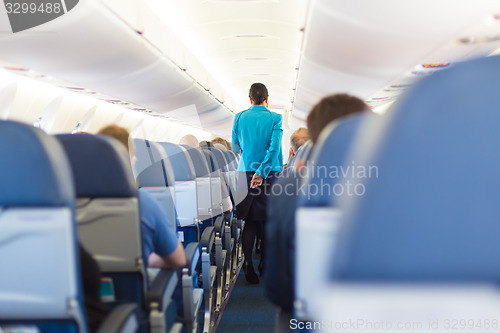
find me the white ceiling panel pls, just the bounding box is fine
[292,0,500,126]
[145,0,309,112]
[0,0,237,136]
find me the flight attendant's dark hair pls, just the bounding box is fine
[249,83,269,105]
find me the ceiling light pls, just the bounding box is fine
[235,34,264,38]
[222,34,279,40]
[233,57,278,63]
[200,0,279,3]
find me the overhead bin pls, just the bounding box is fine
[0,0,235,136]
[293,0,500,121]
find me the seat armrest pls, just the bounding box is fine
[146,269,179,312]
[184,242,200,275]
[200,226,215,253]
[214,216,224,236]
[96,303,138,333]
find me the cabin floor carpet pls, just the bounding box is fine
[216,259,276,333]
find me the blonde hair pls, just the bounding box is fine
[211,137,230,150]
[97,124,134,156]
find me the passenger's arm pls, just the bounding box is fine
[256,114,283,178]
[140,191,186,269]
[148,241,186,269]
[232,113,242,154]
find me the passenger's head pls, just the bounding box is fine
[290,128,309,155]
[97,124,135,160]
[249,83,269,106]
[213,143,227,151]
[97,124,130,149]
[199,140,213,148]
[211,137,230,150]
[306,94,369,144]
[179,134,200,147]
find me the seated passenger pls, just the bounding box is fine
[199,140,213,148]
[179,134,199,147]
[211,137,231,150]
[286,127,309,168]
[264,94,371,322]
[79,244,111,333]
[98,124,186,269]
[212,142,228,151]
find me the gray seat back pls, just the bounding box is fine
[1,121,85,331]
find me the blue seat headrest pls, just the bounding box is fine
[203,147,228,171]
[294,140,313,164]
[137,162,169,187]
[332,55,500,283]
[223,150,238,171]
[298,114,369,207]
[203,150,218,173]
[0,121,74,207]
[134,138,157,180]
[223,150,236,163]
[181,145,210,177]
[134,139,175,187]
[57,134,137,198]
[158,142,196,181]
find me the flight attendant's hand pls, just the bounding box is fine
[250,173,264,188]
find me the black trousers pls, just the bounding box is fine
[236,171,280,266]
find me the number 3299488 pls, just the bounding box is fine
[5,2,62,14]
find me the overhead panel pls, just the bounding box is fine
[0,0,236,136]
[293,0,500,126]
[144,0,309,113]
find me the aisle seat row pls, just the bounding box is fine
[0,121,244,333]
[133,139,241,333]
[292,55,500,332]
[294,113,368,319]
[0,121,138,333]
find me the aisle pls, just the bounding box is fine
[216,261,276,333]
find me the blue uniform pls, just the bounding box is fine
[232,105,283,178]
[139,191,178,260]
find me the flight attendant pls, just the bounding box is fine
[232,83,283,284]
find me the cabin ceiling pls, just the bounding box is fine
[144,0,309,113]
[1,0,500,135]
[293,0,500,124]
[144,0,500,128]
